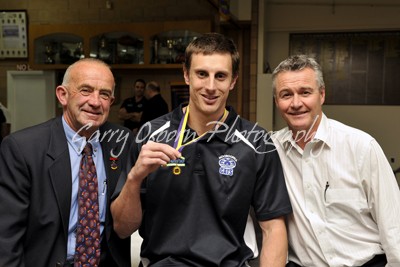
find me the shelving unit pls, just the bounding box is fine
[28,20,212,70]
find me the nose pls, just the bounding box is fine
[290,94,302,109]
[205,77,216,90]
[87,91,102,107]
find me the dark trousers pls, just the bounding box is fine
[286,254,387,267]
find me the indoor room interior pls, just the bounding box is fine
[0,0,399,266]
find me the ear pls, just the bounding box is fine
[109,96,115,106]
[274,95,279,107]
[183,66,190,85]
[320,87,325,105]
[56,86,68,106]
[229,75,238,91]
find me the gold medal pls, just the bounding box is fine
[166,156,185,175]
[173,166,181,175]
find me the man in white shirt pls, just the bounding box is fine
[272,55,400,267]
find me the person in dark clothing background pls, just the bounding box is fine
[139,81,169,127]
[118,79,147,134]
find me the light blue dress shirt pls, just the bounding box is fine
[62,117,107,260]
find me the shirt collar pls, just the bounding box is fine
[170,104,239,145]
[313,113,332,148]
[276,113,332,150]
[61,116,101,155]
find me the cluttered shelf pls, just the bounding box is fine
[28,20,211,70]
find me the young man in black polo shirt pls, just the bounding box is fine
[118,79,147,134]
[111,33,292,267]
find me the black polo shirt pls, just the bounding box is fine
[119,97,147,131]
[135,105,292,267]
[139,94,169,127]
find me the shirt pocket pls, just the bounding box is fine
[325,188,368,227]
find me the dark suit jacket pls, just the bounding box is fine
[0,117,135,267]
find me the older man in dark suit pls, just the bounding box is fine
[0,58,135,267]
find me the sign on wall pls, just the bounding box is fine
[0,10,28,59]
[290,31,400,105]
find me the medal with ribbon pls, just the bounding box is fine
[110,156,118,170]
[167,105,228,175]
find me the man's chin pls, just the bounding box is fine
[287,121,308,133]
[81,119,104,130]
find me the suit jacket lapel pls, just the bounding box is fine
[47,117,72,239]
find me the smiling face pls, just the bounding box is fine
[56,59,115,138]
[183,52,237,122]
[274,67,325,138]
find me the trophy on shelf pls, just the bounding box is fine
[74,42,84,60]
[98,35,112,63]
[152,37,159,63]
[167,39,174,63]
[44,42,56,64]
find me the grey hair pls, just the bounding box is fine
[271,55,325,95]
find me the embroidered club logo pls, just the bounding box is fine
[218,155,237,176]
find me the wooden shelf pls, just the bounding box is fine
[28,20,211,70]
[28,63,185,71]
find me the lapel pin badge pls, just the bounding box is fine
[110,157,118,170]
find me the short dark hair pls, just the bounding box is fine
[184,32,240,78]
[134,79,146,86]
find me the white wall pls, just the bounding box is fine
[7,71,56,132]
[261,2,400,171]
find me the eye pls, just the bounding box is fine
[215,72,227,80]
[79,87,93,96]
[279,91,292,99]
[197,71,207,78]
[99,90,112,100]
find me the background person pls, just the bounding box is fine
[118,78,147,134]
[272,55,400,267]
[111,32,292,267]
[139,80,169,127]
[0,58,135,267]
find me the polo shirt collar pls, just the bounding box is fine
[170,104,239,145]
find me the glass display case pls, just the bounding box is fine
[28,20,211,69]
[151,30,199,64]
[90,32,143,64]
[33,33,83,65]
